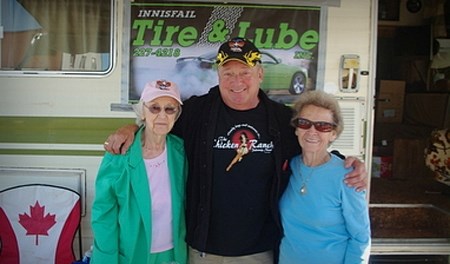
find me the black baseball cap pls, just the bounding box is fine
[216,37,261,67]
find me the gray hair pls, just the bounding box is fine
[132,101,145,126]
[291,90,344,137]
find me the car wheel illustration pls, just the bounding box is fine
[289,72,306,94]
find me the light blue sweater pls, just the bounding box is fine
[279,154,371,264]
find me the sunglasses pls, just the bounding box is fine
[291,117,336,132]
[144,104,179,115]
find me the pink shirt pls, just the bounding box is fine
[144,147,173,253]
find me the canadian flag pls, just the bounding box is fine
[0,184,81,264]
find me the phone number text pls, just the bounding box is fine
[133,48,181,57]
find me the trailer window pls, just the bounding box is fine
[0,0,114,75]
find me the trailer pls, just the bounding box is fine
[1,0,449,262]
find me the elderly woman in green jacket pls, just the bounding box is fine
[91,80,188,264]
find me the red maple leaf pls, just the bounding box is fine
[19,201,57,245]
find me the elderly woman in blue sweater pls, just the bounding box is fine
[279,90,371,264]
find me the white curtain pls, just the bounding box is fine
[1,0,111,70]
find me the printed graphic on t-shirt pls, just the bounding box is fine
[213,123,274,171]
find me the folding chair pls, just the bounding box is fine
[0,184,81,264]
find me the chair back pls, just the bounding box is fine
[0,184,81,264]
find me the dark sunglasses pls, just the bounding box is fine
[144,104,179,115]
[291,117,336,132]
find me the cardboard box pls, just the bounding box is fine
[372,156,393,178]
[393,138,431,180]
[376,80,405,123]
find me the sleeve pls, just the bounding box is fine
[331,150,345,159]
[341,184,371,264]
[171,93,195,138]
[90,153,121,264]
[171,104,183,137]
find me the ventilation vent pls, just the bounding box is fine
[328,98,365,157]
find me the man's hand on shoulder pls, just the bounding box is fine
[104,124,139,155]
[343,156,368,192]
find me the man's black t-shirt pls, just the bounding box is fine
[206,100,278,256]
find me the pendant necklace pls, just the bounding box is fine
[298,154,330,195]
[299,168,314,195]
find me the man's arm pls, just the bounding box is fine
[344,157,368,192]
[331,150,368,191]
[104,124,139,154]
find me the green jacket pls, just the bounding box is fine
[91,128,188,264]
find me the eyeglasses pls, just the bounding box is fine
[291,117,336,132]
[144,104,179,115]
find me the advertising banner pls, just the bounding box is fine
[128,2,320,102]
